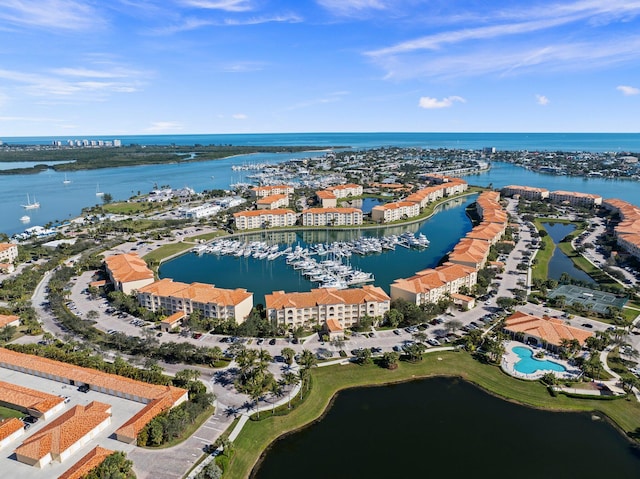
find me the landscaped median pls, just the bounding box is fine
[224,351,640,479]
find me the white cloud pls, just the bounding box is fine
[220,61,266,73]
[418,96,465,109]
[536,94,550,105]
[317,0,387,17]
[223,13,303,26]
[145,121,184,132]
[179,0,253,12]
[617,85,640,95]
[0,0,103,31]
[366,1,640,80]
[232,113,247,120]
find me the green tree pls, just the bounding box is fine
[380,351,399,370]
[280,347,295,367]
[355,348,372,365]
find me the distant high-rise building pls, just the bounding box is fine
[113,139,122,147]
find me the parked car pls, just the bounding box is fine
[269,338,277,345]
[78,384,90,393]
[23,416,38,424]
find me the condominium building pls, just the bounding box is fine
[316,190,337,208]
[256,194,289,210]
[390,263,478,305]
[251,185,295,198]
[504,311,593,351]
[448,238,491,270]
[265,286,390,329]
[233,209,297,230]
[301,207,363,226]
[603,198,640,261]
[103,253,155,294]
[502,185,550,200]
[371,201,420,223]
[549,190,603,207]
[183,203,220,219]
[136,278,253,323]
[465,221,506,245]
[325,183,363,198]
[0,243,18,263]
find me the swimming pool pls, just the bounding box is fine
[512,346,567,374]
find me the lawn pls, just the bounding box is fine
[143,243,194,265]
[225,352,640,479]
[101,202,158,215]
[532,220,556,281]
[0,405,23,420]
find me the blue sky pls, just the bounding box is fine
[1,0,639,136]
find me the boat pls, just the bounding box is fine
[96,184,104,197]
[63,174,71,184]
[21,194,40,210]
[20,215,30,222]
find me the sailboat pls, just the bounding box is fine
[63,173,71,184]
[21,194,40,210]
[96,184,104,197]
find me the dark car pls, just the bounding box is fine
[23,416,39,424]
[78,384,90,393]
[269,338,276,345]
[581,323,593,329]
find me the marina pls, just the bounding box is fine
[195,232,429,289]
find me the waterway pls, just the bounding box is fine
[3,134,640,236]
[253,377,640,479]
[159,196,474,304]
[541,222,594,284]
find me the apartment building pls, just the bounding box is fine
[325,183,363,198]
[301,207,363,226]
[603,198,640,261]
[0,243,18,263]
[549,190,603,207]
[256,193,290,210]
[233,209,297,230]
[265,286,390,329]
[251,185,295,198]
[136,278,253,323]
[371,201,420,223]
[103,253,155,294]
[316,190,337,208]
[502,185,550,200]
[390,263,478,305]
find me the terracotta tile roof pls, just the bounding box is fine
[257,194,287,205]
[326,183,361,191]
[0,380,64,414]
[251,185,293,195]
[0,348,187,405]
[0,314,20,328]
[57,446,114,479]
[15,402,112,462]
[325,318,343,332]
[0,243,17,253]
[392,263,476,294]
[104,253,154,283]
[372,201,417,211]
[115,394,174,441]
[266,285,389,310]
[138,278,252,306]
[316,190,337,199]
[551,190,602,199]
[302,207,362,214]
[504,311,594,346]
[233,208,295,218]
[0,418,23,442]
[162,311,185,325]
[503,185,549,193]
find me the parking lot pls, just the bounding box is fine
[0,367,141,479]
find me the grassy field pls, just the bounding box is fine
[101,202,158,215]
[143,243,194,265]
[0,405,23,420]
[532,219,556,281]
[225,352,640,479]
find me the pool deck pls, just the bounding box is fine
[501,341,581,381]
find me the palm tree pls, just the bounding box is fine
[270,378,284,414]
[283,372,299,409]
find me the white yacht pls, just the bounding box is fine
[21,194,40,209]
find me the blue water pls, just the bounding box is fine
[160,196,475,304]
[3,132,640,151]
[542,222,594,284]
[2,133,640,236]
[512,346,567,374]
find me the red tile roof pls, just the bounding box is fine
[504,311,594,346]
[0,380,64,414]
[0,418,23,442]
[0,314,19,328]
[57,446,114,479]
[15,402,112,463]
[104,253,154,283]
